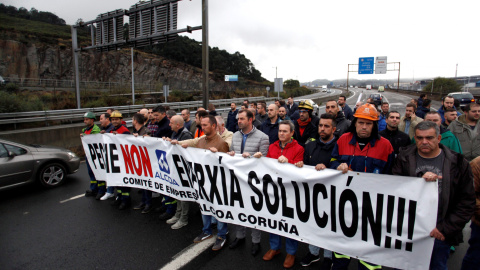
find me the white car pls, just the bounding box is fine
[294,99,320,116]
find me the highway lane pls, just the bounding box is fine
[0,90,472,270]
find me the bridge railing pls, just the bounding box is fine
[0,96,278,129]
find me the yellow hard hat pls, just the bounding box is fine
[109,110,123,118]
[298,100,313,110]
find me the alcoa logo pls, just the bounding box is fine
[155,150,170,174]
[364,107,370,113]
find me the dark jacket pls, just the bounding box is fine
[253,119,262,130]
[438,105,461,122]
[415,106,430,119]
[133,125,149,136]
[257,113,268,124]
[304,137,338,167]
[379,128,411,155]
[334,111,351,138]
[184,120,193,133]
[226,109,238,132]
[287,102,298,116]
[290,110,300,122]
[260,117,280,144]
[470,157,480,226]
[154,117,172,138]
[341,104,354,121]
[294,118,318,147]
[171,127,193,141]
[101,123,114,133]
[392,144,475,245]
[209,110,218,116]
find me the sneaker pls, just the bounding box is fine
[171,220,188,230]
[300,252,320,267]
[85,190,97,197]
[193,232,212,243]
[166,216,179,224]
[141,205,153,214]
[95,193,105,200]
[133,203,146,210]
[100,193,114,201]
[159,212,174,221]
[212,237,226,251]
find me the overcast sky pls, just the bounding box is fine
[4,0,479,83]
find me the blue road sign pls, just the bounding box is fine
[225,75,238,81]
[358,57,374,74]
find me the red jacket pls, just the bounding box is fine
[267,139,304,164]
[110,125,130,134]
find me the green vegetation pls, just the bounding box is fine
[0,4,66,25]
[422,77,461,93]
[144,36,265,82]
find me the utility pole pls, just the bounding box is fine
[131,47,135,105]
[455,63,458,78]
[71,25,81,109]
[202,0,209,109]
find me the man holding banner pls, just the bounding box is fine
[227,109,270,256]
[298,113,338,268]
[393,121,475,269]
[254,120,304,269]
[330,103,394,270]
[182,115,230,251]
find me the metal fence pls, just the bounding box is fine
[0,96,278,129]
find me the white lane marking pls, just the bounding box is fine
[159,237,216,270]
[60,194,84,203]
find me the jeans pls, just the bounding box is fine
[141,190,152,205]
[269,234,298,255]
[202,214,227,239]
[430,238,451,270]
[308,245,332,259]
[462,222,480,270]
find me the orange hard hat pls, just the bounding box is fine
[353,103,378,121]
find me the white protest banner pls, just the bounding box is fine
[81,133,437,269]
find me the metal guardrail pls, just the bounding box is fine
[0,96,278,129]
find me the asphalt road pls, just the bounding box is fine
[0,91,472,270]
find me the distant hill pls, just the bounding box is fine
[0,3,266,84]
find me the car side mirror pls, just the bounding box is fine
[8,151,16,157]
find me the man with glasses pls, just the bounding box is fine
[325,100,351,138]
[448,103,480,161]
[294,100,318,147]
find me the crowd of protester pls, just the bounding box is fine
[81,94,480,270]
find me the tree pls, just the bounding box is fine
[284,79,300,88]
[422,77,461,94]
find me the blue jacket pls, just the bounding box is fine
[260,117,280,144]
[438,106,462,122]
[226,109,238,132]
[342,104,354,121]
[415,106,430,119]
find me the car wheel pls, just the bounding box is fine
[38,163,66,188]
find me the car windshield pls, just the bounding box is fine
[451,93,473,99]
